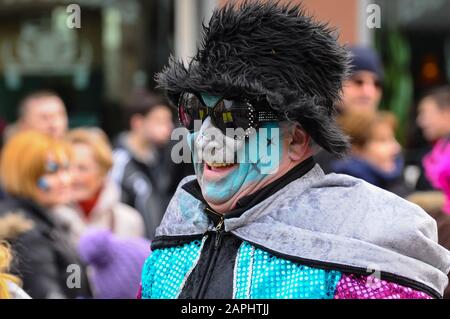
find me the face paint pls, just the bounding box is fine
[37,177,51,192]
[46,161,59,174]
[45,160,69,174]
[201,94,221,108]
[190,112,284,207]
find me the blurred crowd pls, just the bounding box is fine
[1,45,450,299]
[0,89,192,298]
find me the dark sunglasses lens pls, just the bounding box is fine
[212,100,251,137]
[179,93,208,131]
[178,93,194,130]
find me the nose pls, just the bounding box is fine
[57,169,72,186]
[194,116,229,163]
[196,117,222,145]
[361,81,378,96]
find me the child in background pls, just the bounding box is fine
[331,111,410,197]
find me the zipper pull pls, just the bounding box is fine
[215,216,224,232]
[214,216,224,249]
[204,206,225,249]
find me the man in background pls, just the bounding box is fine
[315,46,384,172]
[338,46,383,114]
[417,86,450,145]
[4,90,68,142]
[111,91,192,239]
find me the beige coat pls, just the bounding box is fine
[53,180,145,245]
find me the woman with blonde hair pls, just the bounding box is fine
[0,130,91,298]
[55,128,144,244]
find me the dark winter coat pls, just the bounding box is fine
[331,155,412,197]
[0,196,91,299]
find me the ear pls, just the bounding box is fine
[287,124,312,161]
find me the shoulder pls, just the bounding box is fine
[112,147,132,163]
[113,202,142,221]
[155,175,209,237]
[0,210,34,241]
[275,172,439,245]
[298,172,433,225]
[110,148,133,183]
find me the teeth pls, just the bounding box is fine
[206,162,235,168]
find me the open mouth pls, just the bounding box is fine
[203,161,238,180]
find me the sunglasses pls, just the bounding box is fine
[178,92,280,138]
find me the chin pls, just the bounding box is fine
[71,192,88,202]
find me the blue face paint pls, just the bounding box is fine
[46,161,60,174]
[201,94,221,108]
[45,160,69,174]
[190,120,284,204]
[37,177,51,192]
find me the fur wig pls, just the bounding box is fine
[157,0,351,155]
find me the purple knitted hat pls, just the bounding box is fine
[78,230,151,299]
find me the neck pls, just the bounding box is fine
[78,189,102,218]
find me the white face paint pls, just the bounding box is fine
[193,117,246,167]
[189,116,283,207]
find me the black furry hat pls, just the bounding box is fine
[157,0,351,155]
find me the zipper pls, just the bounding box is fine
[205,206,225,249]
[193,207,226,298]
[214,216,224,249]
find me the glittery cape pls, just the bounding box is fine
[156,165,450,297]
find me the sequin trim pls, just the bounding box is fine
[233,242,342,299]
[334,273,433,299]
[140,237,206,299]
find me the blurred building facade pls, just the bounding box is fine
[1,0,449,140]
[0,0,370,136]
[0,0,176,136]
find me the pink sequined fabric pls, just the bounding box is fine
[334,274,433,299]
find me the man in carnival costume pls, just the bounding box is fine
[139,1,450,299]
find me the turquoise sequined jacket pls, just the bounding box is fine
[139,162,450,299]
